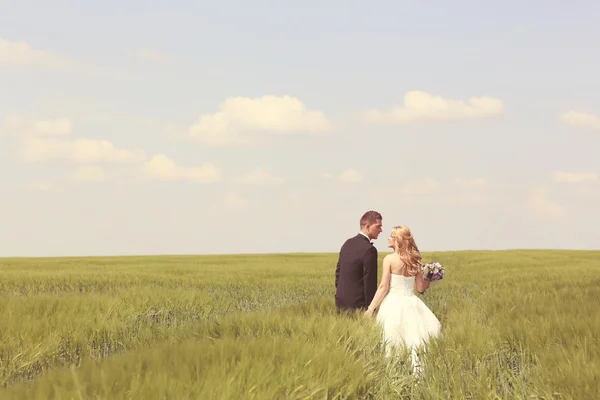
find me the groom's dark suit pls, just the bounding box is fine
[334,233,378,313]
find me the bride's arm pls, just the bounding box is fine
[415,269,431,294]
[365,256,392,316]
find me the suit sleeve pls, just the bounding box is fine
[335,257,341,289]
[362,246,378,305]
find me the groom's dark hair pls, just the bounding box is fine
[360,210,382,227]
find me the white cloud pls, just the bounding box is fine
[528,186,564,220]
[453,194,487,204]
[189,95,333,145]
[399,177,440,195]
[554,171,598,183]
[0,36,76,69]
[224,192,249,210]
[339,168,364,183]
[32,119,72,137]
[19,138,147,164]
[25,181,64,193]
[241,167,284,185]
[138,154,221,183]
[453,178,488,187]
[361,90,505,124]
[133,48,174,63]
[4,113,73,137]
[372,176,494,207]
[7,112,148,166]
[558,111,600,130]
[372,177,486,206]
[321,169,364,183]
[71,166,107,183]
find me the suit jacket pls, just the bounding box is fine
[334,233,378,311]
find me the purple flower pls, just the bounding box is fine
[421,262,446,282]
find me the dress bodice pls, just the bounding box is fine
[388,274,416,296]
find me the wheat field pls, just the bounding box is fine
[0,250,598,399]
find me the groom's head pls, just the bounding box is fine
[360,210,383,240]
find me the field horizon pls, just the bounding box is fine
[1,249,598,399]
[2,247,599,261]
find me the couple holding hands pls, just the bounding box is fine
[334,211,442,371]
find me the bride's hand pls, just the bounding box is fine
[364,309,374,318]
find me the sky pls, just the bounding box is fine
[1,0,599,257]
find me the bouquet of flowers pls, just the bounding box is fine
[421,262,446,282]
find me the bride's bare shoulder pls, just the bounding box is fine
[383,253,399,262]
[386,253,402,267]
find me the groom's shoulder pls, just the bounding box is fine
[339,234,357,248]
[341,234,371,249]
[343,234,362,244]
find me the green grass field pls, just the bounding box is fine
[0,250,598,399]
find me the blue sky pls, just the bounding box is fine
[1,1,599,257]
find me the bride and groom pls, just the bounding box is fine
[334,210,441,369]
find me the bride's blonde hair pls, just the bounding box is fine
[390,225,422,276]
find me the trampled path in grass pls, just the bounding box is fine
[0,250,598,399]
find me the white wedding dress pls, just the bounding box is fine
[376,273,441,372]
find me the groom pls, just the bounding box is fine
[335,210,382,314]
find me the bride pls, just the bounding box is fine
[364,225,441,371]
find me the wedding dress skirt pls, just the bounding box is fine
[376,274,441,372]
